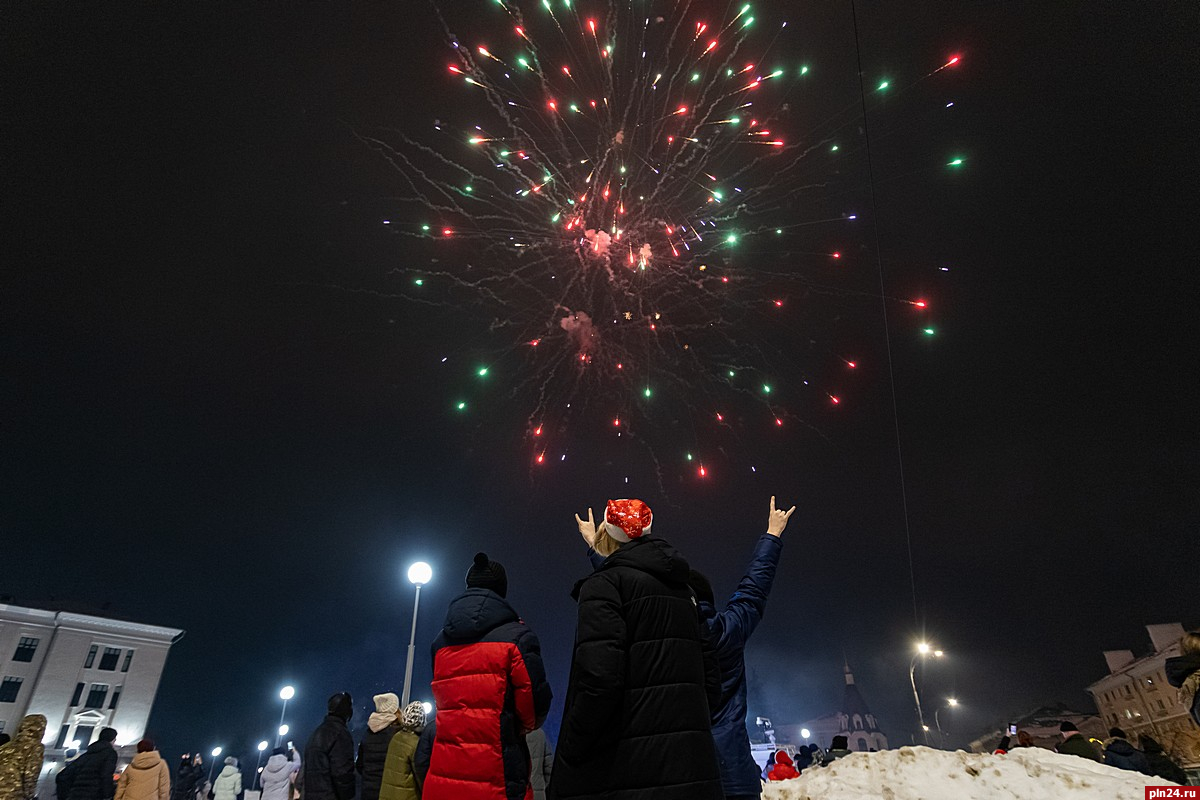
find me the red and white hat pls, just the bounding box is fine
[604,499,653,543]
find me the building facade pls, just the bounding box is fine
[0,603,183,756]
[1087,622,1200,770]
[783,664,889,752]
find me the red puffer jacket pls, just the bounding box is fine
[767,751,799,781]
[423,588,552,800]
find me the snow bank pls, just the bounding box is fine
[762,746,1177,800]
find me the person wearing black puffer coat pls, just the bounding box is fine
[303,693,356,800]
[356,693,402,800]
[170,756,203,800]
[57,727,119,800]
[549,499,723,800]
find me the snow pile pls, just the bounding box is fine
[762,746,1176,800]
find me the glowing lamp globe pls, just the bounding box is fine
[279,686,295,701]
[800,728,811,739]
[278,725,289,737]
[212,747,222,757]
[408,562,433,586]
[917,642,931,655]
[258,741,268,752]
[422,702,433,715]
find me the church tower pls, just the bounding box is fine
[836,662,888,751]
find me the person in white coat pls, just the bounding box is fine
[115,741,170,800]
[259,748,300,800]
[211,758,242,800]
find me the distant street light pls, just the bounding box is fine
[276,685,295,746]
[208,748,223,784]
[254,741,269,789]
[800,728,811,741]
[935,698,960,744]
[910,643,945,746]
[402,562,433,706]
[421,702,433,716]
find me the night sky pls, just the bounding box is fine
[4,0,1198,765]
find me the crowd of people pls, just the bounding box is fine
[0,498,1197,800]
[1034,721,1189,784]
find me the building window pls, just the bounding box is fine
[1125,685,1134,697]
[74,725,94,747]
[98,648,121,671]
[85,684,109,709]
[71,683,85,706]
[122,651,134,672]
[12,637,40,663]
[0,678,22,703]
[84,645,98,668]
[55,725,70,749]
[110,687,122,710]
[1157,699,1166,712]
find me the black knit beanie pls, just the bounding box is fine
[99,727,118,743]
[466,552,508,598]
[328,692,353,722]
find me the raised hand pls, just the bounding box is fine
[575,508,599,547]
[766,495,797,537]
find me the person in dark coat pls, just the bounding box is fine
[411,719,434,794]
[688,496,794,800]
[1102,728,1151,773]
[824,736,852,763]
[170,756,203,800]
[303,693,356,800]
[422,553,552,800]
[1055,721,1101,762]
[792,746,812,772]
[1139,736,1187,784]
[1166,630,1200,728]
[356,693,402,800]
[549,499,723,800]
[58,727,119,800]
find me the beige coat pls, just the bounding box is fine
[116,752,171,800]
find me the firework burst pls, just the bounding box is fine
[358,1,959,479]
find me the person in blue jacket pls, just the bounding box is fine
[689,496,795,800]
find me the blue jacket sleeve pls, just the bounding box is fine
[716,533,783,648]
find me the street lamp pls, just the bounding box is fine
[935,698,959,744]
[909,643,945,746]
[402,561,433,706]
[208,747,223,785]
[800,728,811,744]
[276,685,295,746]
[421,702,433,717]
[254,741,269,789]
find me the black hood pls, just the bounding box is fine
[442,587,520,640]
[605,537,690,584]
[573,538,691,600]
[1165,653,1200,687]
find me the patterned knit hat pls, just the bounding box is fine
[400,701,427,732]
[604,499,653,543]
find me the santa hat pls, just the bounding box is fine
[604,499,653,543]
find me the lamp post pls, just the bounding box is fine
[276,686,295,746]
[254,741,268,789]
[207,747,222,785]
[934,698,959,744]
[278,725,289,745]
[402,562,433,706]
[909,643,944,746]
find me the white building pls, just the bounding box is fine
[781,663,890,752]
[1087,622,1200,771]
[0,603,183,757]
